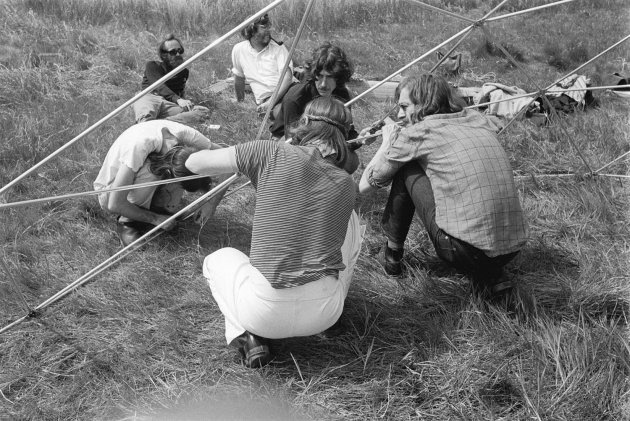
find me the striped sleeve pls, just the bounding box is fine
[234,140,277,188]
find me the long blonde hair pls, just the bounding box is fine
[395,74,466,123]
[292,96,352,169]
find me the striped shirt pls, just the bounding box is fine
[364,109,528,257]
[235,140,356,289]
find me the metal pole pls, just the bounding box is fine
[257,0,317,140]
[0,175,207,210]
[345,25,473,107]
[486,0,576,22]
[0,0,288,196]
[0,173,239,335]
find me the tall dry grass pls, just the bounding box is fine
[1,0,629,420]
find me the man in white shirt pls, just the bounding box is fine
[94,120,225,246]
[231,13,294,117]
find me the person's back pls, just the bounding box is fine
[397,108,523,255]
[235,140,355,287]
[187,96,364,368]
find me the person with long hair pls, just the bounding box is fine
[186,96,364,368]
[359,74,528,304]
[94,120,224,246]
[270,42,356,140]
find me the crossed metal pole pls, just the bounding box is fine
[3,0,630,335]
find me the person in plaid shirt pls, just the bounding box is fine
[359,74,528,302]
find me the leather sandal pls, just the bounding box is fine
[235,331,271,368]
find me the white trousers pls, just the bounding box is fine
[204,211,364,345]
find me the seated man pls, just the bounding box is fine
[186,97,364,368]
[359,74,529,304]
[231,13,294,117]
[94,120,225,246]
[270,42,356,140]
[132,34,209,124]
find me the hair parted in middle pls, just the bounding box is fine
[147,146,211,192]
[394,73,467,123]
[158,33,184,61]
[293,96,352,170]
[241,13,272,40]
[308,42,354,86]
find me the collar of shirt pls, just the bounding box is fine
[246,41,271,56]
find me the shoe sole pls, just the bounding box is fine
[245,345,271,368]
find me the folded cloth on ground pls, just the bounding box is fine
[473,82,535,119]
[547,74,590,105]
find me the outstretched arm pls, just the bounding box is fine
[185,147,239,176]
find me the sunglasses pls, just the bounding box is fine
[164,47,184,56]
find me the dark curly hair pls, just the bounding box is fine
[157,34,184,61]
[308,42,354,87]
[241,14,271,40]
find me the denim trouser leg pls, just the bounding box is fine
[381,161,517,280]
[381,161,438,246]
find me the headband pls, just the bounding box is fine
[305,114,348,138]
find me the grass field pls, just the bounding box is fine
[1,0,630,419]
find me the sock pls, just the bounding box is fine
[387,240,404,251]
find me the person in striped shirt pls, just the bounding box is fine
[359,74,528,305]
[186,96,364,368]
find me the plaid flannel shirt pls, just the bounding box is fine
[364,109,528,257]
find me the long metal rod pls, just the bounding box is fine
[36,174,238,311]
[256,0,317,140]
[466,85,625,110]
[0,174,240,335]
[0,175,207,210]
[545,34,630,91]
[498,34,630,135]
[595,150,630,174]
[486,0,576,22]
[347,0,515,109]
[358,0,506,127]
[480,25,594,173]
[515,173,630,180]
[0,0,288,196]
[429,27,475,73]
[345,25,473,107]
[478,0,512,23]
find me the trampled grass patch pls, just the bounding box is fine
[1,0,629,420]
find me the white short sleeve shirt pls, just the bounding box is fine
[231,40,293,104]
[94,120,211,208]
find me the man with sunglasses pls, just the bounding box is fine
[231,14,295,118]
[132,34,209,124]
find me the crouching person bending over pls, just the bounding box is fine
[186,97,364,368]
[359,74,529,306]
[94,120,226,247]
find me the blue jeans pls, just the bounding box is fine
[381,161,517,282]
